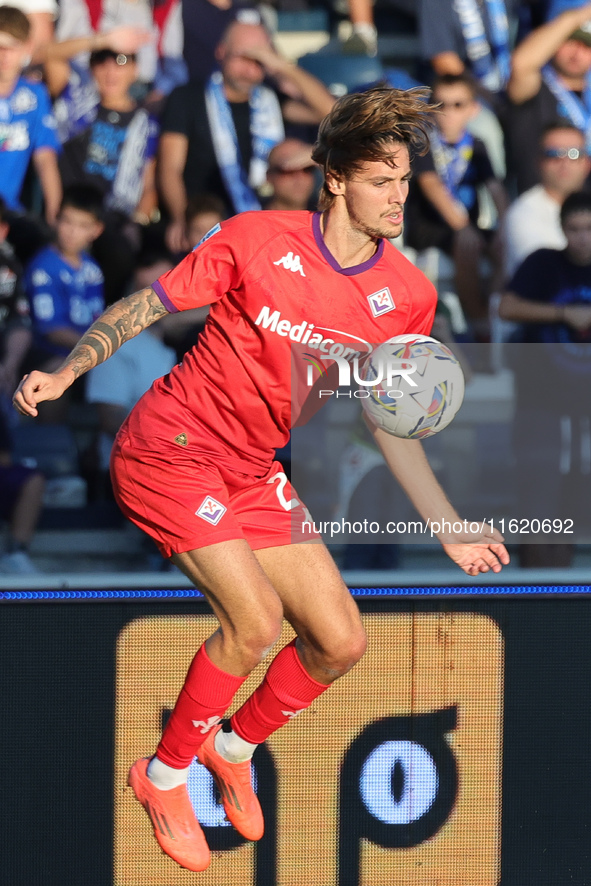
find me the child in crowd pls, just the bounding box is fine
[58,46,159,304]
[0,6,61,264]
[404,72,507,334]
[184,193,225,251]
[25,185,105,418]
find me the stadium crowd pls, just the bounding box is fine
[1,0,590,573]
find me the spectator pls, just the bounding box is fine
[508,2,591,193]
[264,138,317,211]
[158,19,334,252]
[404,73,508,328]
[418,0,516,175]
[499,190,591,567]
[419,0,515,91]
[0,189,43,574]
[341,0,377,57]
[181,1,263,84]
[26,185,104,417]
[43,26,152,144]
[0,0,57,66]
[0,409,45,573]
[54,0,176,98]
[504,123,591,277]
[58,46,159,304]
[185,192,226,250]
[0,6,61,264]
[0,196,31,398]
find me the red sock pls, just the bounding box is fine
[230,639,329,744]
[156,643,246,768]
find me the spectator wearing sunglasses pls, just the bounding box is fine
[507,3,591,194]
[57,44,159,305]
[504,124,591,278]
[404,72,508,332]
[264,139,317,212]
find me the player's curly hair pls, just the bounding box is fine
[312,86,436,210]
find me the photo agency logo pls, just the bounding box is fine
[302,351,419,400]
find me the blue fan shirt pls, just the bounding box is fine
[0,77,60,210]
[26,246,104,356]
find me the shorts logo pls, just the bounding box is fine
[174,433,188,446]
[367,287,396,317]
[196,495,226,525]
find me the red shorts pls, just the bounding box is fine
[110,427,318,558]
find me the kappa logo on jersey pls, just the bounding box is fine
[196,495,227,525]
[273,252,306,276]
[367,287,396,318]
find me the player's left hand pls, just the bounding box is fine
[442,522,510,575]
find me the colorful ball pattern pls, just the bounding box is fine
[359,334,465,439]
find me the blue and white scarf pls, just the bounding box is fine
[542,63,591,154]
[453,0,511,92]
[429,130,475,206]
[204,70,284,213]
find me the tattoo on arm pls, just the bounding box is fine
[57,287,169,380]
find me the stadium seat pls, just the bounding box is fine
[298,48,384,94]
[11,422,80,477]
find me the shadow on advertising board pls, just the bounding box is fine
[114,612,502,885]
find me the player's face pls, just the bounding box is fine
[56,206,103,257]
[563,210,591,265]
[553,40,591,79]
[328,145,412,240]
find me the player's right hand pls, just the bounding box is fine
[12,371,69,417]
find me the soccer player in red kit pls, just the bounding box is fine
[13,87,509,873]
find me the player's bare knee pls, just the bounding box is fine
[314,626,367,678]
[236,617,283,669]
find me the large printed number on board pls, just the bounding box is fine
[339,708,458,886]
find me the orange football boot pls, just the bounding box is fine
[128,758,211,871]
[196,725,264,841]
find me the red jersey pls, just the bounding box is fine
[139,210,436,472]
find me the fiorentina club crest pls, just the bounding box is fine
[367,287,396,318]
[195,495,227,525]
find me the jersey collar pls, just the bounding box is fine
[312,212,384,276]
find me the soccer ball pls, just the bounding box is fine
[359,334,465,439]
